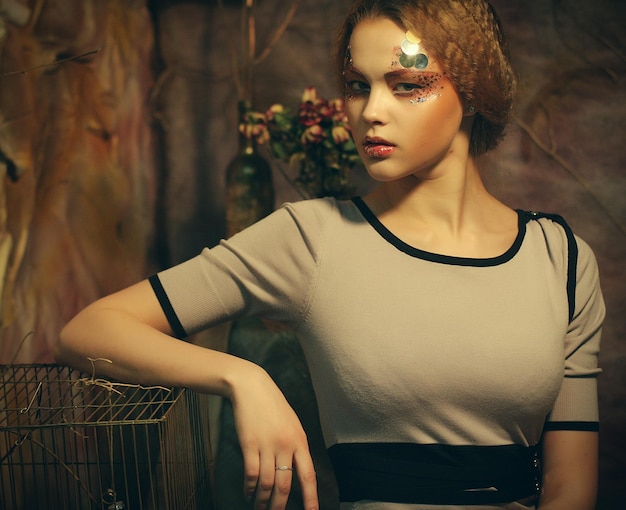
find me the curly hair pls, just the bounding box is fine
[333,0,517,156]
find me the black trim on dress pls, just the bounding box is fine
[543,421,599,432]
[522,210,578,324]
[351,196,526,267]
[328,442,541,505]
[148,274,188,339]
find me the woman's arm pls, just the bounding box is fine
[55,280,319,510]
[538,430,598,510]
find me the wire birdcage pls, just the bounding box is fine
[0,364,215,510]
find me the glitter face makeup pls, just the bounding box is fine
[343,64,444,105]
[343,46,356,101]
[404,72,444,104]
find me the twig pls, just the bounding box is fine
[254,0,301,65]
[0,49,100,78]
[76,357,171,394]
[514,115,625,237]
[245,0,255,101]
[551,1,620,81]
[9,330,34,364]
[223,0,299,101]
[20,381,42,413]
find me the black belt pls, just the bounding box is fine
[327,442,541,505]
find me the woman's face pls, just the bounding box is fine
[343,17,468,182]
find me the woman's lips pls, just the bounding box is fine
[363,137,396,158]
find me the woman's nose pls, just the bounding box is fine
[361,89,389,125]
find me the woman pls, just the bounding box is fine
[55,0,604,509]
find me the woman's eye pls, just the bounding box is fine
[346,80,370,94]
[395,83,424,94]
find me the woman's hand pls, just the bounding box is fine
[230,366,318,510]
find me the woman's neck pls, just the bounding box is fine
[363,160,519,258]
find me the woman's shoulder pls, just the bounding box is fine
[521,210,600,296]
[276,196,364,228]
[278,196,336,216]
[278,196,355,216]
[224,197,357,255]
[520,209,596,258]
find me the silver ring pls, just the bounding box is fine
[275,465,293,471]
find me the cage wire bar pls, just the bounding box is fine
[0,364,215,510]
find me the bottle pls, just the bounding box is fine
[225,100,275,237]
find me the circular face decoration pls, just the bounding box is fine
[405,31,422,44]
[400,30,429,70]
[414,53,429,69]
[399,52,418,68]
[401,38,420,56]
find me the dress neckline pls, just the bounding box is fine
[351,196,527,267]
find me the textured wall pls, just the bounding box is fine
[0,0,157,363]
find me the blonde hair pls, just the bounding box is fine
[334,0,517,156]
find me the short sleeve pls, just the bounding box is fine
[545,236,605,431]
[151,198,333,336]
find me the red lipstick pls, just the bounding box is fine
[363,136,396,158]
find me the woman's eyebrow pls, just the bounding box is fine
[384,68,432,80]
[343,66,364,78]
[344,66,435,81]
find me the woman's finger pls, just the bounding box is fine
[294,448,319,510]
[254,452,277,508]
[270,461,294,509]
[242,446,260,501]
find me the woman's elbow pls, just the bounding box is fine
[54,315,83,367]
[54,303,105,369]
